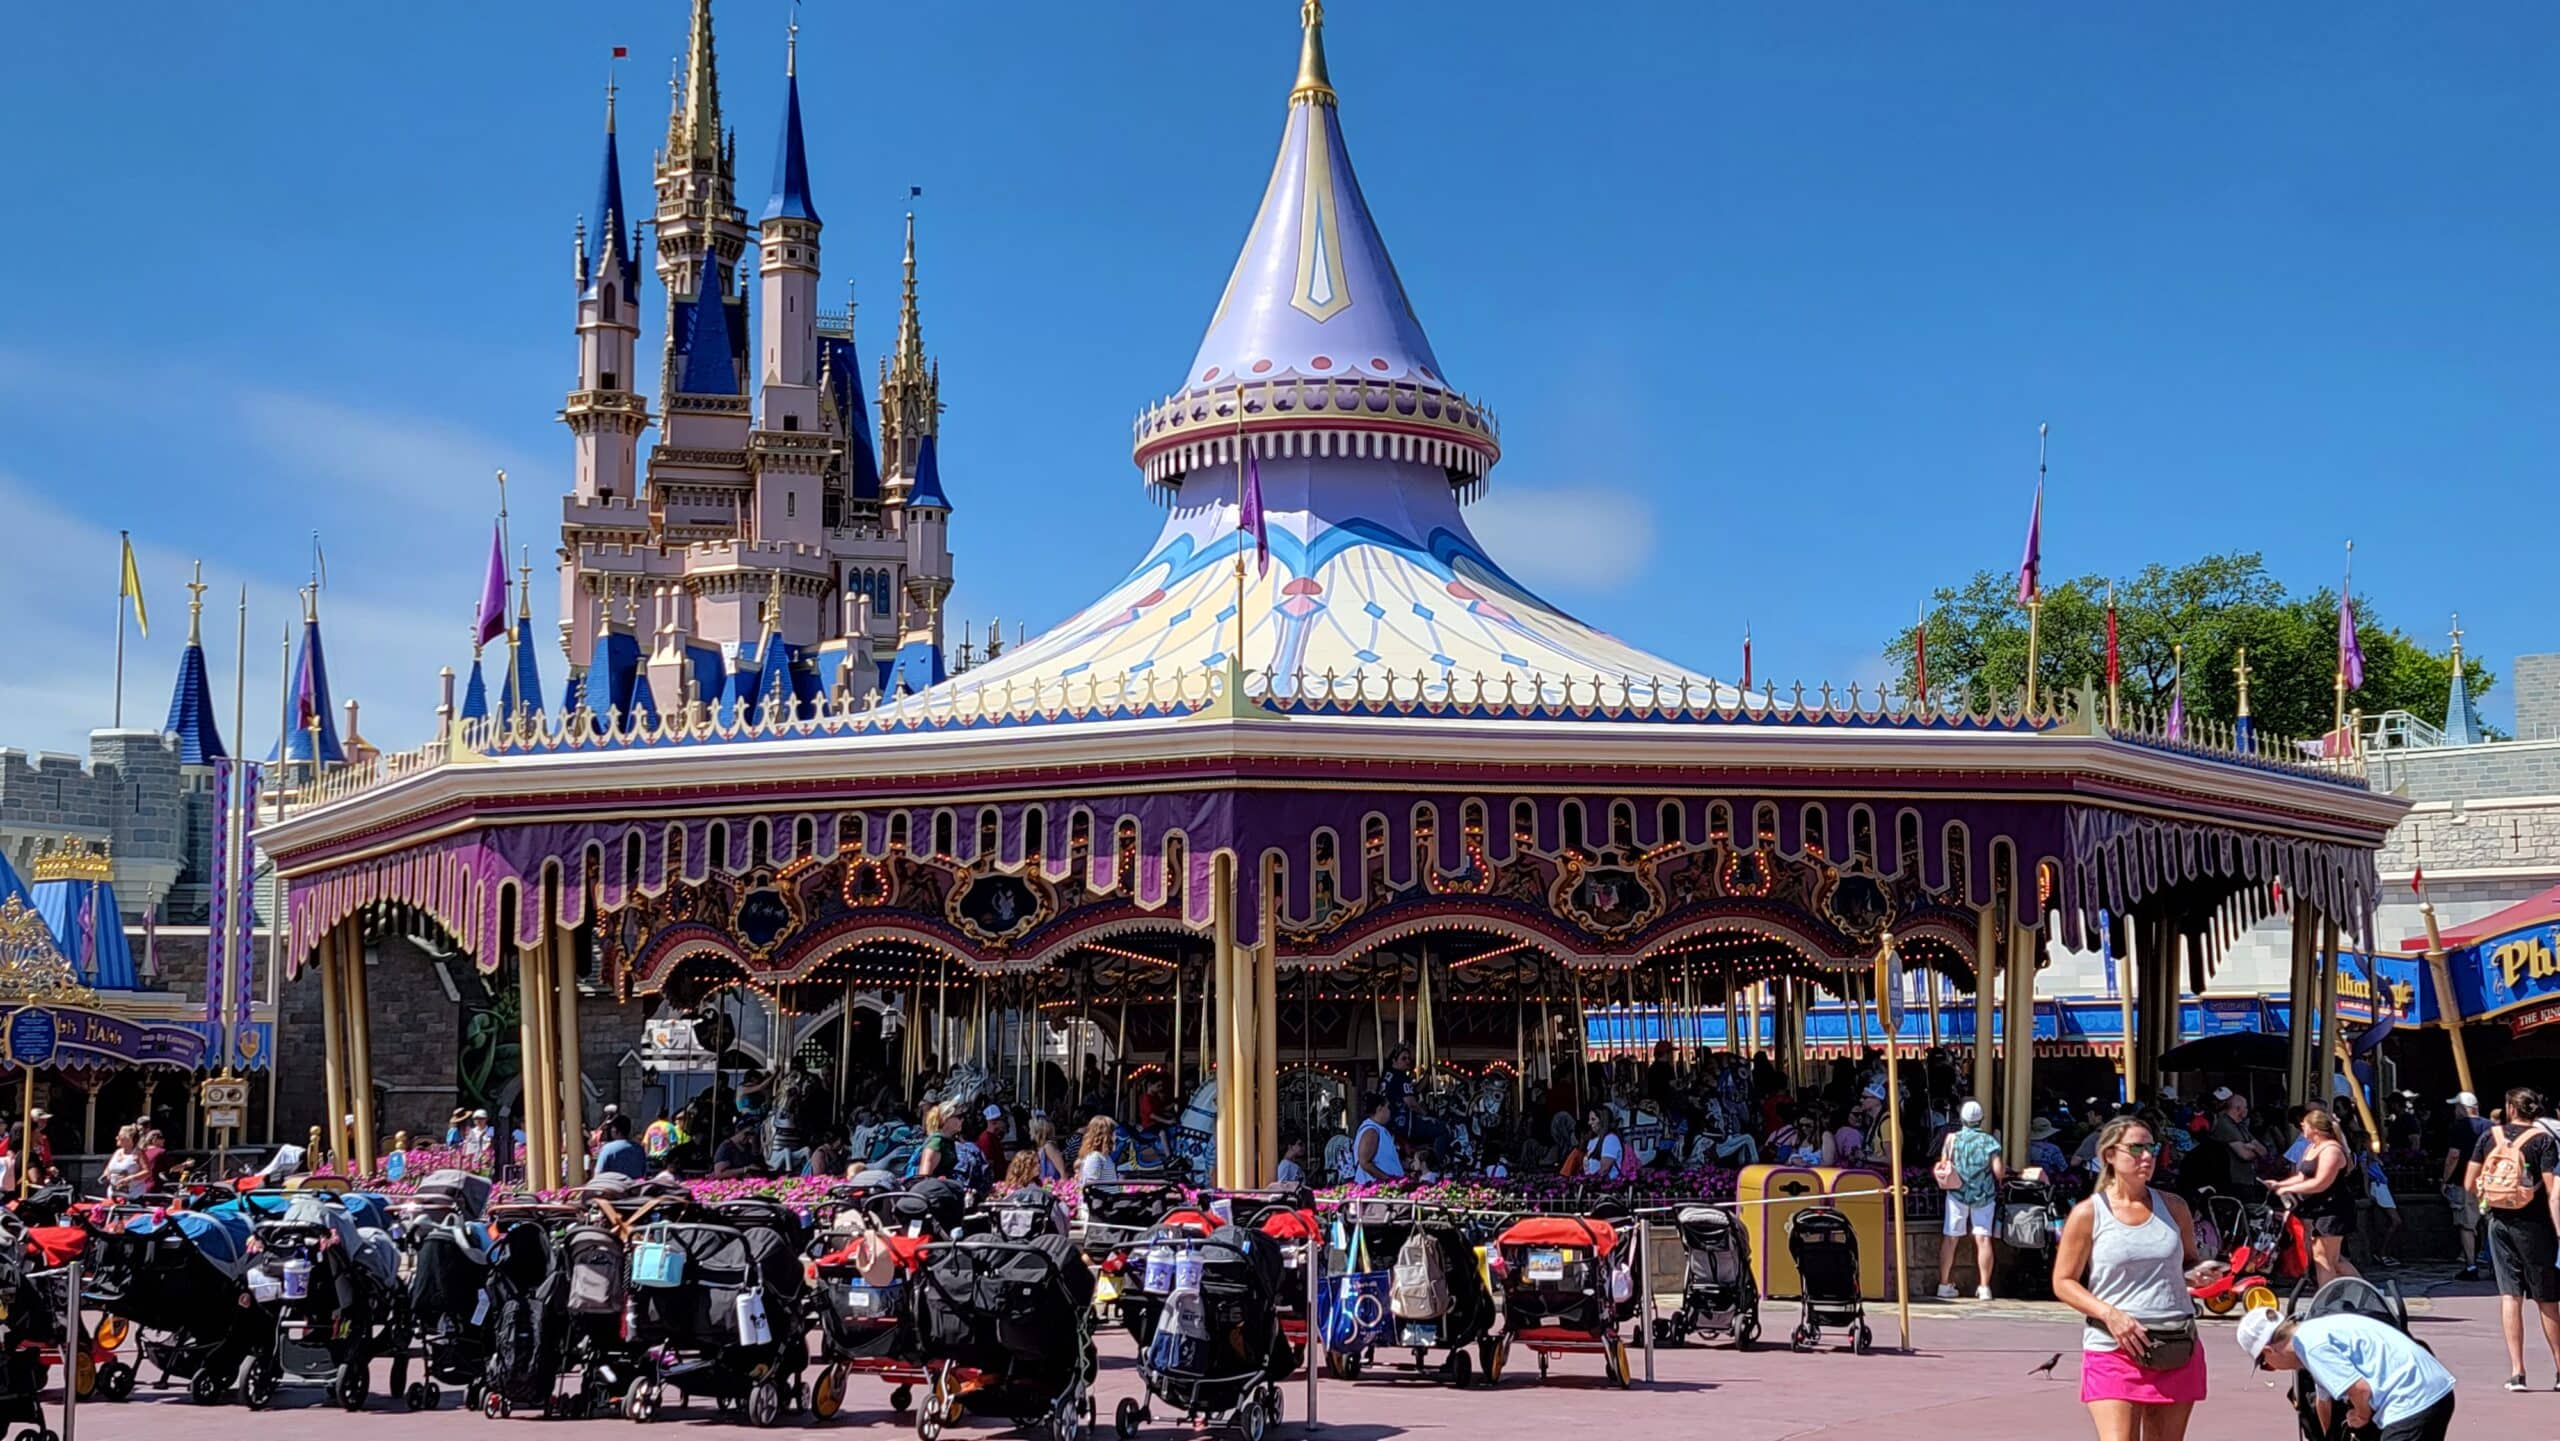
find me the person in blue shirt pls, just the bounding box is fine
[593,1114,647,1180]
[2238,1306,2455,1441]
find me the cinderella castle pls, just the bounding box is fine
[500,0,960,729]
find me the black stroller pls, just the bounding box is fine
[405,1214,495,1411]
[476,1215,570,1419]
[1487,1215,1633,1387]
[555,1216,649,1417]
[1339,1208,1496,1385]
[1998,1175,2063,1301]
[912,1234,1098,1441]
[1784,1206,1871,1354]
[2283,1274,2423,1441]
[85,1207,258,1404]
[1655,1204,1759,1347]
[991,1185,1072,1242]
[1119,1226,1291,1441]
[622,1200,814,1426]
[238,1193,413,1410]
[0,1207,65,1440]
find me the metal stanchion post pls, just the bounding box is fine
[1304,1218,1323,1428]
[62,1259,80,1441]
[1637,1213,1657,1383]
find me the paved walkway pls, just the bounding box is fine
[91,1265,2549,1439]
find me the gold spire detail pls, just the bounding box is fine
[185,560,209,647]
[671,0,723,163]
[30,837,113,885]
[893,212,925,375]
[1292,0,1336,107]
[518,550,534,620]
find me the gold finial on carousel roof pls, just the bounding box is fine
[2233,645,2252,718]
[0,895,94,1006]
[1292,0,1337,107]
[30,837,112,885]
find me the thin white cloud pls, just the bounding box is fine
[234,388,552,521]
[1466,483,1657,591]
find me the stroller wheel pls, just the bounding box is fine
[625,1378,660,1424]
[1115,1396,1143,1440]
[1440,1349,1472,1387]
[189,1369,229,1406]
[812,1365,845,1421]
[891,1385,915,1413]
[1235,1398,1268,1441]
[1789,1326,1812,1354]
[1605,1336,1630,1389]
[467,1382,489,1414]
[405,1381,437,1412]
[96,1361,135,1402]
[1651,1318,1681,1348]
[336,1361,368,1412]
[1853,1325,1873,1356]
[747,1379,783,1429]
[241,1354,280,1411]
[485,1390,512,1420]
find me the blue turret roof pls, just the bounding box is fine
[822,334,883,501]
[34,873,137,991]
[677,248,741,395]
[2446,650,2484,747]
[762,67,819,224]
[885,639,946,696]
[752,635,797,723]
[498,612,546,718]
[909,433,952,510]
[164,634,227,764]
[0,850,29,911]
[277,612,345,764]
[461,653,490,723]
[583,101,641,297]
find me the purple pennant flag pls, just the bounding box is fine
[206,760,231,1022]
[1240,452,1269,577]
[2166,678,2185,742]
[2015,480,2042,605]
[232,762,262,1063]
[2336,592,2364,691]
[474,521,509,649]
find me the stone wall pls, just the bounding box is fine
[0,729,196,920]
[2515,653,2560,741]
[2368,736,2560,803]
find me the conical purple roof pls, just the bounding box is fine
[1179,10,1445,398]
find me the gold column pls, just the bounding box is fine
[317,926,349,1166]
[2002,921,2038,1170]
[554,924,586,1186]
[2286,907,2319,1108]
[520,936,556,1190]
[512,943,544,1186]
[1256,931,1279,1185]
[344,923,378,1176]
[1211,852,1238,1188]
[1972,906,1998,1113]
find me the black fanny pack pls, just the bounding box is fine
[2089,1315,2196,1371]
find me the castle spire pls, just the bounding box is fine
[583,71,639,296]
[762,11,818,223]
[676,246,740,394]
[164,561,226,763]
[673,0,724,164]
[1292,0,1335,106]
[2444,614,2484,746]
[894,212,925,376]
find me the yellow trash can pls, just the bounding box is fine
[1737,1164,1891,1299]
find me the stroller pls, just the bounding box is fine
[554,1215,649,1418]
[395,1168,494,1241]
[476,1214,574,1419]
[913,1234,1098,1441]
[1488,1215,1632,1387]
[239,1191,413,1410]
[88,1208,256,1404]
[1119,1226,1289,1441]
[992,1185,1072,1243]
[1997,1175,2063,1301]
[1655,1204,1758,1348]
[0,1206,67,1439]
[405,1212,496,1411]
[812,1204,938,1419]
[2282,1274,2422,1441]
[621,1200,814,1426]
[1112,1205,1221,1346]
[1784,1206,1871,1354]
[1352,1210,1498,1386]
[1079,1179,1186,1259]
[1227,1190,1319,1368]
[2189,1192,2299,1317]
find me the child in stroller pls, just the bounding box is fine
[913,1233,1099,1441]
[85,1207,255,1403]
[1119,1226,1289,1441]
[1488,1215,1634,1386]
[238,1191,412,1410]
[1785,1206,1872,1354]
[1655,1204,1759,1347]
[621,1197,814,1426]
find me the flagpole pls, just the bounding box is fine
[113,532,130,727]
[1233,387,1248,694]
[2334,539,2353,748]
[227,581,248,1083]
[497,470,519,725]
[2022,426,2047,715]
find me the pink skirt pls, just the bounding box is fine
[2080,1345,2208,1405]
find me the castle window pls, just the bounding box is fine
[786,493,797,518]
[783,416,799,432]
[601,370,618,390]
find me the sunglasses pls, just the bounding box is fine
[2113,1141,2163,1157]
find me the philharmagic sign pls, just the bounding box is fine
[0,1006,209,1071]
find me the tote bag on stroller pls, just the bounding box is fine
[1390,1233,1451,1320]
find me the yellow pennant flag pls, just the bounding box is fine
[119,531,149,637]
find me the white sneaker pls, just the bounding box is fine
[1935,1285,1958,1300]
[1976,1286,1994,1301]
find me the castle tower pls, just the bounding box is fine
[164,563,227,764]
[877,213,941,504]
[568,79,648,504]
[749,21,826,551]
[654,0,747,400]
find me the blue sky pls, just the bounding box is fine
[2,2,2552,757]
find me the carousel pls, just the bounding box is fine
[260,3,2406,1190]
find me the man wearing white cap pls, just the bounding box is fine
[2236,1305,2455,1441]
[2443,1092,2487,1282]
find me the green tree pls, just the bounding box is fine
[1887,552,2496,743]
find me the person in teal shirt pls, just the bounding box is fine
[2238,1306,2455,1441]
[1935,1100,2008,1300]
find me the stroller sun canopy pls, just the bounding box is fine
[127,1210,252,1277]
[1496,1215,1620,1256]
